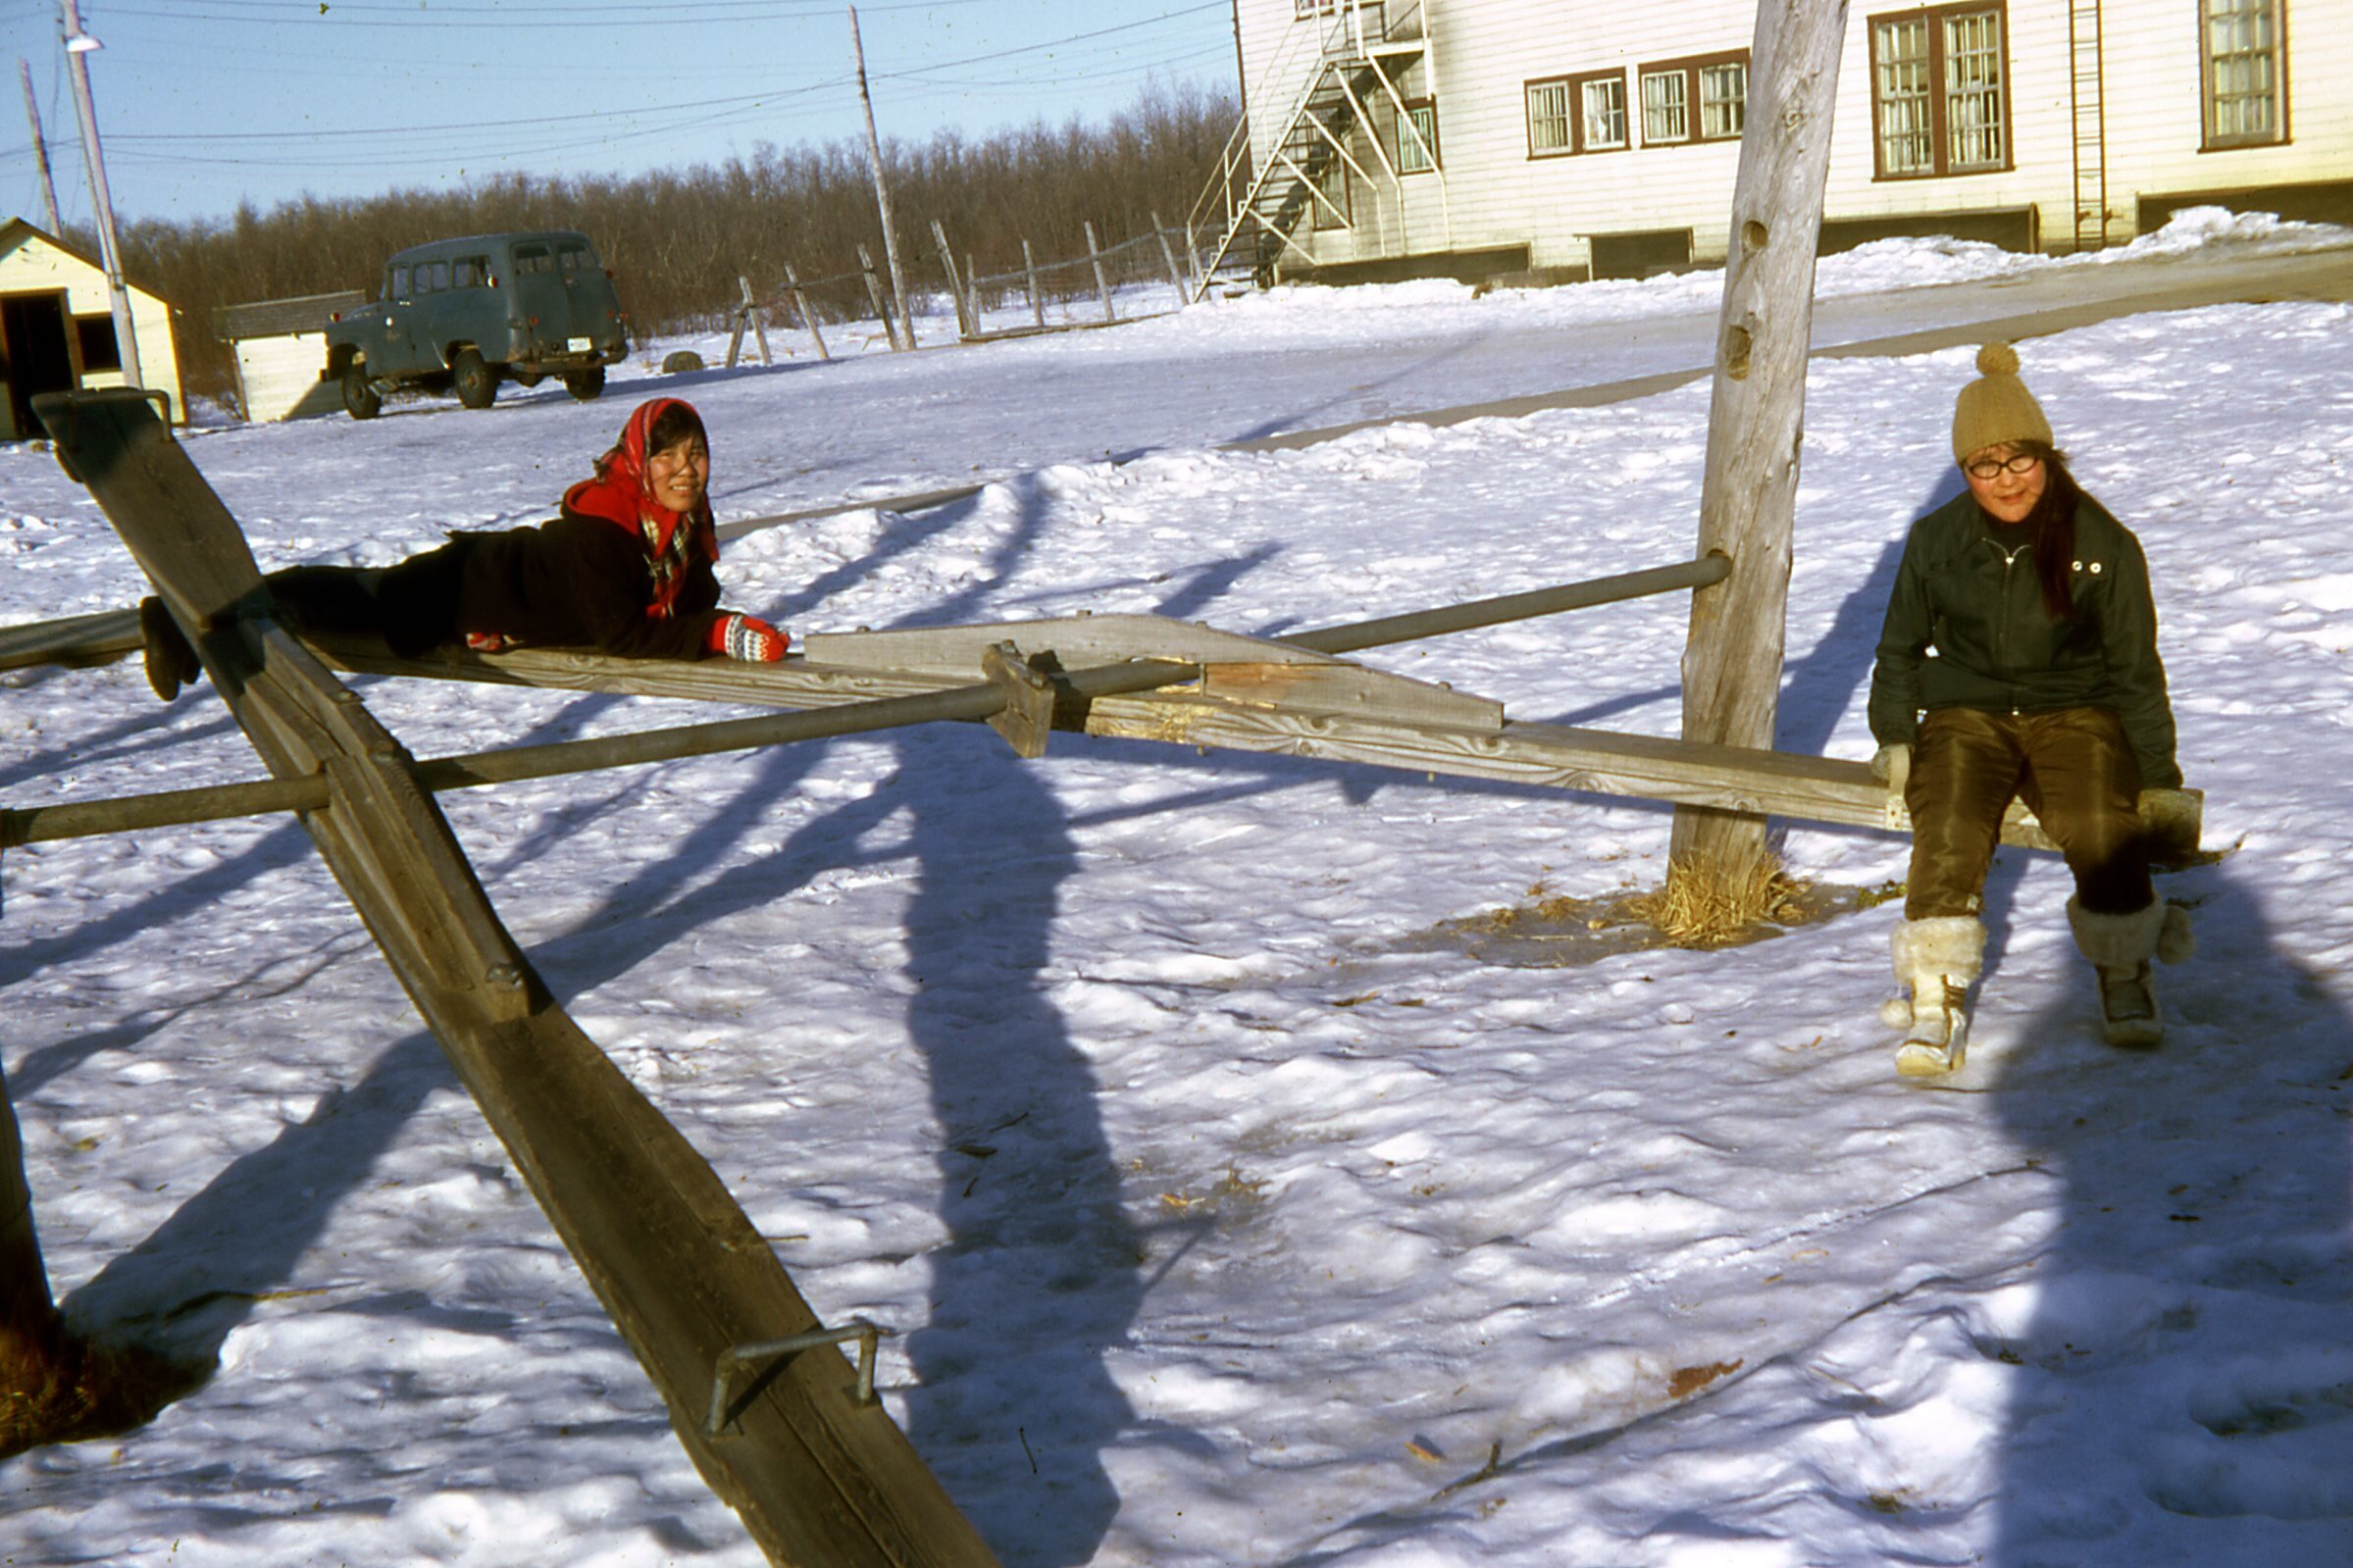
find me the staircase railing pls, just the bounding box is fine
[1185,0,1400,295]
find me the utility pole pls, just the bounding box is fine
[848,5,915,351]
[58,0,140,389]
[18,61,62,235]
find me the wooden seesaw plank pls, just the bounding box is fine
[31,389,997,1568]
[295,633,2198,860]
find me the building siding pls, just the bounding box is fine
[1225,0,2349,278]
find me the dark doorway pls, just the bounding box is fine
[1,291,77,442]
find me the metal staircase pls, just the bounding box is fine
[1188,1,1443,295]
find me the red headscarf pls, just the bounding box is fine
[562,396,716,619]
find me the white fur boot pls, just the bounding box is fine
[2068,897,2193,1049]
[1883,916,1986,1076]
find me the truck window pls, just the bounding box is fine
[388,264,411,298]
[420,260,450,293]
[453,256,489,288]
[558,244,594,274]
[514,244,551,275]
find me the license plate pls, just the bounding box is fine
[567,336,591,352]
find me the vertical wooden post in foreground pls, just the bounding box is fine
[1668,0,1850,888]
[1151,211,1188,308]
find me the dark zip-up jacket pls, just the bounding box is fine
[1868,488,2180,788]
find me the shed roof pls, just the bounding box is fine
[217,290,369,341]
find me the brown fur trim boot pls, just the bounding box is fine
[2067,897,2182,1049]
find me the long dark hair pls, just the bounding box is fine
[2015,441,2080,620]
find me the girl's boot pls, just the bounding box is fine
[2068,898,2193,1049]
[1883,916,1986,1076]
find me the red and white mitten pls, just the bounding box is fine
[709,612,789,662]
[465,631,516,653]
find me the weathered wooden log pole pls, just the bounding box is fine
[783,264,830,361]
[1669,0,1849,891]
[0,1061,62,1395]
[34,387,997,1568]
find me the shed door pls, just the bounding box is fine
[0,291,76,442]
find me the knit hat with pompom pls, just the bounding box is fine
[1951,341,2054,463]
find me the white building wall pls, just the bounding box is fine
[1230,0,2349,273]
[231,332,344,423]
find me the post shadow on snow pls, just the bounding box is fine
[1229,332,1495,445]
[1774,465,1963,759]
[512,478,1155,1564]
[1985,859,2353,1561]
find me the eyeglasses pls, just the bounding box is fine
[1964,451,2042,481]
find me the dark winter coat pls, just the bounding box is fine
[285,395,732,663]
[1867,488,2180,789]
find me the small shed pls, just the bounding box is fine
[217,290,367,422]
[0,217,183,438]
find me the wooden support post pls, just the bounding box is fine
[930,220,973,338]
[980,642,1056,759]
[1021,238,1046,329]
[1151,211,1187,308]
[35,388,997,1568]
[1669,0,1850,887]
[1084,221,1116,322]
[742,277,772,366]
[782,264,829,361]
[855,244,897,349]
[965,252,981,333]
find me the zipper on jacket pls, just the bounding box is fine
[1981,534,2028,712]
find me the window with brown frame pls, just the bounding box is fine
[1868,2,2012,178]
[1527,70,1630,158]
[1639,51,1749,145]
[2202,0,2287,149]
[1397,99,1439,174]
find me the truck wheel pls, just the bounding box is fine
[452,348,498,409]
[342,368,382,421]
[564,365,606,402]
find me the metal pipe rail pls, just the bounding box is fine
[1,652,1203,849]
[0,554,1730,849]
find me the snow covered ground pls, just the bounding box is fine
[6,213,2353,1566]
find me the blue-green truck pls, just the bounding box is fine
[323,230,629,418]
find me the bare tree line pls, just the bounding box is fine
[102,80,1236,408]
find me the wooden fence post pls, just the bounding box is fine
[1151,211,1187,308]
[930,220,973,338]
[856,244,901,350]
[1084,221,1116,323]
[723,277,772,370]
[782,264,829,361]
[1021,238,1046,329]
[966,252,982,333]
[1669,0,1851,890]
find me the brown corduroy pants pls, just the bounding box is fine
[1904,706,2153,921]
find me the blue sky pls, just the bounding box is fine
[0,0,1240,227]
